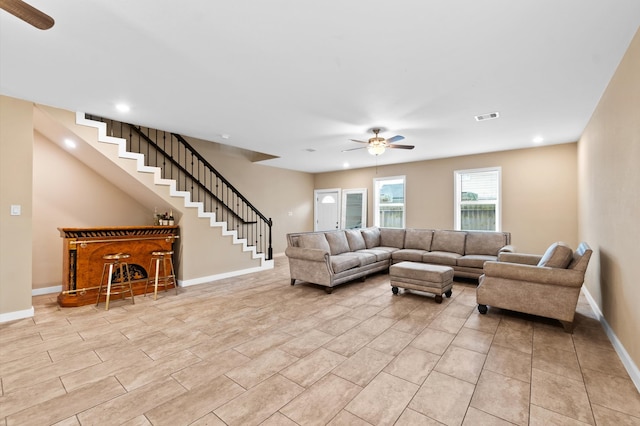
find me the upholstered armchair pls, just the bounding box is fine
[476,242,592,332]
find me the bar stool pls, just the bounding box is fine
[96,253,135,310]
[145,250,177,300]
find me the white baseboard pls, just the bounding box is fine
[179,262,274,287]
[32,285,62,296]
[582,287,640,392]
[0,306,34,323]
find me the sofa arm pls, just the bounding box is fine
[483,261,585,287]
[497,252,541,265]
[285,246,330,262]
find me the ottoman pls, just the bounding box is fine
[390,262,454,303]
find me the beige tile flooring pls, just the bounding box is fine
[1,256,639,425]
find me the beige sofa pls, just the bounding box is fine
[476,242,592,332]
[286,227,512,293]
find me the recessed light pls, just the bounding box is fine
[221,134,231,139]
[343,162,350,168]
[64,139,76,149]
[533,136,544,144]
[115,103,130,113]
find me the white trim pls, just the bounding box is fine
[454,166,501,231]
[373,175,406,228]
[314,188,341,232]
[179,261,274,287]
[32,285,62,296]
[0,306,34,323]
[582,287,640,392]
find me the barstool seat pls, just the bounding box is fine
[145,250,177,300]
[96,253,135,310]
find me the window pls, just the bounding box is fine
[373,176,405,228]
[454,167,501,231]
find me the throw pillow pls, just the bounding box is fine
[298,233,331,253]
[345,229,366,251]
[325,231,350,255]
[361,227,381,249]
[538,242,573,268]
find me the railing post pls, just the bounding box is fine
[267,218,273,260]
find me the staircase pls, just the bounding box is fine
[48,109,274,286]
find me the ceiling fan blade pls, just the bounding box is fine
[342,146,366,152]
[388,144,415,150]
[386,135,405,143]
[349,139,369,144]
[0,0,54,30]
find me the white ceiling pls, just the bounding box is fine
[1,1,639,173]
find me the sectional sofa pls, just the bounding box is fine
[285,227,512,293]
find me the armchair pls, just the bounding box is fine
[476,242,592,332]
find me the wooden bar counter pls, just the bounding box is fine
[57,225,179,307]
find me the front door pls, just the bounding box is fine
[314,189,341,231]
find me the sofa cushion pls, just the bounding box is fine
[380,228,406,248]
[345,229,366,251]
[465,232,507,256]
[392,249,427,263]
[538,242,573,269]
[342,251,377,266]
[357,248,392,262]
[298,233,331,252]
[431,230,466,255]
[457,254,497,269]
[325,231,350,255]
[404,229,434,251]
[422,251,462,266]
[361,227,381,249]
[330,254,361,274]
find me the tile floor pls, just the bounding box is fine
[1,256,639,425]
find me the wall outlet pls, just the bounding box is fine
[288,211,293,216]
[10,205,21,216]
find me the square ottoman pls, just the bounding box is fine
[390,261,454,303]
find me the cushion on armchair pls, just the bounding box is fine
[538,242,573,269]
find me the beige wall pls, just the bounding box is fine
[187,138,315,255]
[315,143,578,254]
[0,96,34,317]
[578,28,640,369]
[32,131,152,290]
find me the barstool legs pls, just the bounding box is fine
[145,252,177,300]
[96,255,135,310]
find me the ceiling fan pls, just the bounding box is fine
[344,128,415,156]
[0,0,54,30]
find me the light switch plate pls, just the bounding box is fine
[10,205,21,216]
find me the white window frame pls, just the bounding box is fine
[454,167,501,231]
[373,175,406,228]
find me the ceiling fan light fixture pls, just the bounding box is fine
[367,144,386,156]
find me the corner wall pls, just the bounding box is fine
[0,96,34,320]
[578,28,640,373]
[314,143,578,254]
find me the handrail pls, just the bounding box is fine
[85,114,272,260]
[171,133,271,224]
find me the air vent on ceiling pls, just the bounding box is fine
[304,148,316,152]
[475,112,500,122]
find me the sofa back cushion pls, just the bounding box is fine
[380,228,406,248]
[325,231,351,255]
[431,230,466,255]
[404,229,434,251]
[345,229,366,251]
[361,227,381,249]
[538,242,573,268]
[465,232,507,256]
[298,233,331,253]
